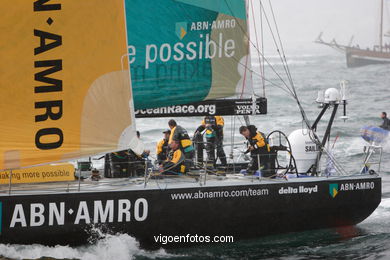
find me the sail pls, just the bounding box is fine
[0,0,142,170]
[125,0,255,110]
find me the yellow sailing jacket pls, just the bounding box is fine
[247,131,270,154]
[164,148,186,173]
[168,125,193,151]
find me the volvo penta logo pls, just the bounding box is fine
[329,183,339,198]
[175,22,187,40]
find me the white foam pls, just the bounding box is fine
[0,233,171,260]
[341,137,366,157]
[363,198,390,224]
[381,137,390,152]
[379,198,390,209]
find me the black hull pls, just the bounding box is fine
[0,176,381,248]
[346,49,390,68]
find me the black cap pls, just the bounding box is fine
[163,129,171,134]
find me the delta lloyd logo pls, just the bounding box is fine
[175,22,187,40]
[329,184,339,198]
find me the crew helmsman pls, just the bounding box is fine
[156,129,170,165]
[168,119,194,168]
[162,140,186,175]
[239,125,271,176]
[194,115,227,167]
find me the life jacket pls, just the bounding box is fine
[169,125,194,153]
[165,149,186,173]
[247,130,270,155]
[156,138,169,161]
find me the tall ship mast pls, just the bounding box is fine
[316,0,390,68]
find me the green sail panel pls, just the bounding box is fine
[125,0,249,109]
[175,0,247,20]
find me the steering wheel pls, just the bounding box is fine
[266,130,297,175]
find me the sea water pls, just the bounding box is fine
[1,50,390,259]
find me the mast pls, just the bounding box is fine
[244,0,255,98]
[380,0,384,51]
[244,0,257,120]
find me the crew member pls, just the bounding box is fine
[194,116,227,167]
[162,140,186,175]
[168,119,194,168]
[156,129,170,165]
[239,125,272,176]
[380,112,390,130]
[136,130,152,169]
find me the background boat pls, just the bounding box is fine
[315,0,390,68]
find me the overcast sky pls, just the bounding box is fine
[249,0,387,53]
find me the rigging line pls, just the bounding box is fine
[237,115,245,126]
[308,129,346,175]
[265,1,301,105]
[259,0,266,96]
[230,115,237,167]
[322,146,348,175]
[223,0,295,96]
[268,9,310,133]
[321,142,345,175]
[262,80,296,98]
[245,0,255,96]
[257,1,296,96]
[222,0,296,96]
[240,40,250,99]
[265,0,295,89]
[256,0,313,135]
[265,0,313,130]
[249,0,264,93]
[251,0,295,99]
[259,1,331,160]
[257,0,310,127]
[175,2,295,98]
[232,3,345,175]
[245,0,255,95]
[324,152,347,176]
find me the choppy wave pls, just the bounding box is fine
[0,233,172,260]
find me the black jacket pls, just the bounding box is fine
[380,117,390,130]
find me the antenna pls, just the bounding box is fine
[339,80,349,122]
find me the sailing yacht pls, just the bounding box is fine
[316,0,390,68]
[0,0,381,248]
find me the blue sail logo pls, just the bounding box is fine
[175,22,187,40]
[329,184,339,198]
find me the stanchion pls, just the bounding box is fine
[144,160,148,188]
[257,154,261,181]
